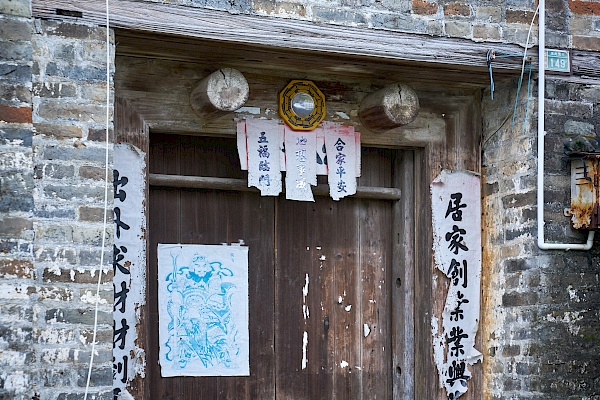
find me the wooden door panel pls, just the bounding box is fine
[274,196,393,400]
[149,135,401,399]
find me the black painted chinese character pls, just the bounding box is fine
[113,354,128,384]
[114,318,130,350]
[445,193,466,221]
[258,131,268,143]
[446,359,467,386]
[113,245,130,275]
[258,145,270,158]
[259,174,271,187]
[447,326,468,357]
[114,281,130,313]
[334,138,346,151]
[448,259,468,288]
[113,170,128,202]
[335,152,346,165]
[337,180,347,193]
[450,290,470,321]
[259,160,270,172]
[113,207,130,239]
[445,225,468,254]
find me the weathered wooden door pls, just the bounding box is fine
[148,133,407,399]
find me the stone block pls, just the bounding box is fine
[506,9,537,24]
[502,290,539,306]
[79,165,107,181]
[34,123,82,139]
[312,7,367,25]
[0,41,31,61]
[33,205,75,219]
[502,344,521,357]
[78,248,112,268]
[0,0,31,17]
[0,17,32,41]
[36,100,108,124]
[473,24,501,41]
[35,286,74,301]
[545,99,593,119]
[0,173,34,213]
[43,267,112,284]
[412,0,438,15]
[378,0,411,12]
[75,365,113,387]
[0,64,31,83]
[572,35,600,51]
[45,308,112,326]
[444,21,471,38]
[72,225,108,246]
[38,20,105,41]
[43,183,105,202]
[78,206,112,222]
[504,258,534,273]
[0,82,31,105]
[0,127,32,147]
[564,120,595,136]
[32,82,77,99]
[44,62,107,82]
[475,5,501,22]
[568,0,600,15]
[87,127,114,142]
[0,104,32,123]
[42,145,108,163]
[502,191,536,209]
[0,216,32,237]
[253,0,307,16]
[34,246,77,264]
[0,259,33,279]
[370,12,415,30]
[34,163,75,179]
[443,2,471,17]
[0,304,33,323]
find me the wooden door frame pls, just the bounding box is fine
[112,31,482,400]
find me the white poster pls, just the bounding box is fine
[431,170,482,399]
[324,124,358,201]
[113,143,147,396]
[157,244,250,377]
[284,127,317,201]
[245,118,283,196]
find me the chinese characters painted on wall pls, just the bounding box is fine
[113,144,147,399]
[238,117,360,201]
[431,170,482,399]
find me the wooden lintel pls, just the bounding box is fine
[149,173,402,200]
[34,0,539,74]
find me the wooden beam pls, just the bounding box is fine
[359,83,420,132]
[34,0,538,74]
[149,173,402,200]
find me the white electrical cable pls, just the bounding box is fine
[84,0,111,398]
[536,0,595,250]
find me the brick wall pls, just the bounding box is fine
[0,1,115,398]
[139,0,600,50]
[481,76,600,399]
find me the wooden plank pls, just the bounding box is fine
[149,174,403,200]
[32,0,544,74]
[392,150,416,399]
[148,135,276,399]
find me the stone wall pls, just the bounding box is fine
[139,0,600,50]
[481,75,600,399]
[1,0,599,399]
[0,0,114,398]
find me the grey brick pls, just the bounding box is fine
[0,64,32,83]
[0,0,31,17]
[34,163,75,179]
[42,145,108,163]
[0,127,32,146]
[313,7,367,25]
[44,183,105,201]
[44,62,107,82]
[0,17,31,40]
[0,41,32,61]
[32,82,77,98]
[45,308,112,325]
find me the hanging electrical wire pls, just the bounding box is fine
[84,0,111,398]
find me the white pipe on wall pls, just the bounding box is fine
[536,0,596,250]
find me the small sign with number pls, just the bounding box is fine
[545,49,571,74]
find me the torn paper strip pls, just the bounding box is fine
[324,124,357,201]
[284,127,317,201]
[246,118,283,196]
[431,170,482,399]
